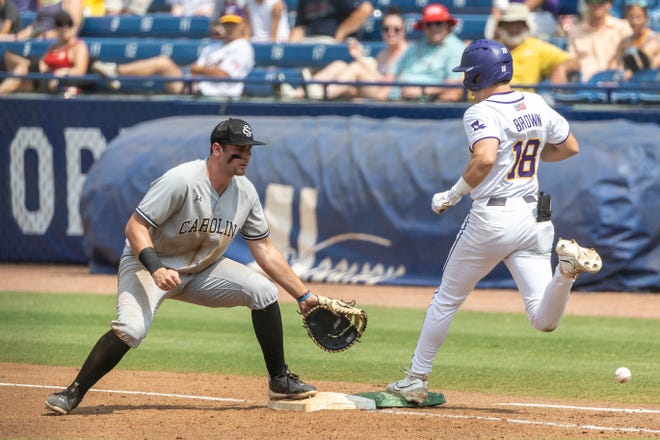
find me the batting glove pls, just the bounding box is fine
[431,189,463,214]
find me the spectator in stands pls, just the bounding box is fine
[105,0,152,14]
[279,6,408,100]
[169,0,215,16]
[0,11,89,95]
[0,0,22,38]
[387,3,465,101]
[14,0,83,39]
[245,0,290,42]
[289,0,373,43]
[611,0,660,78]
[567,0,631,82]
[497,3,578,86]
[91,4,254,98]
[486,0,560,41]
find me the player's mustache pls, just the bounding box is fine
[227,154,243,164]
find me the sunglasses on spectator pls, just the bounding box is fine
[585,0,609,4]
[423,21,449,28]
[381,26,403,33]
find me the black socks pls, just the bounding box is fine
[72,329,130,396]
[251,301,286,378]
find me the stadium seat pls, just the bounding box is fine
[613,68,660,104]
[243,67,304,97]
[252,41,385,68]
[558,0,580,15]
[445,0,492,14]
[79,14,211,38]
[86,38,201,64]
[19,12,211,38]
[0,40,51,58]
[552,69,625,104]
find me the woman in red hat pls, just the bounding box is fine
[387,3,466,101]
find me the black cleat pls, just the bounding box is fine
[45,383,82,415]
[268,367,317,400]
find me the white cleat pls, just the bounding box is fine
[385,369,429,404]
[556,238,602,279]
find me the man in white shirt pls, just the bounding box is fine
[92,4,255,98]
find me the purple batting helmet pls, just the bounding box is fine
[452,39,513,91]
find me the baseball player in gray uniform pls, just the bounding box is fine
[45,118,319,415]
[386,40,603,404]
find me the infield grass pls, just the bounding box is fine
[1,291,658,405]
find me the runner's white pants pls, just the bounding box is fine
[410,196,575,376]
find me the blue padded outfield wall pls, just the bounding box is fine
[0,96,658,292]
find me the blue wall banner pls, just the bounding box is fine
[79,116,660,292]
[1,97,659,292]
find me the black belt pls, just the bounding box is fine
[487,195,537,206]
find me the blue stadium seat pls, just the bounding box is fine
[19,12,210,38]
[558,0,579,15]
[19,10,36,26]
[552,69,625,104]
[445,0,492,14]
[0,40,51,58]
[0,38,201,65]
[80,14,211,38]
[613,69,660,104]
[549,36,567,50]
[85,38,201,64]
[252,41,385,67]
[243,66,304,97]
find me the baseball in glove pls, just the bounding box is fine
[302,295,368,353]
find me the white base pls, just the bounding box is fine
[268,391,376,412]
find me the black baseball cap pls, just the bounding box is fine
[210,118,266,146]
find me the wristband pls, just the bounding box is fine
[296,291,312,303]
[138,247,165,274]
[451,176,473,197]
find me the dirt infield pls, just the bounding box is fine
[1,264,659,439]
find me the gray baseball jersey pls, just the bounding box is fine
[121,159,269,274]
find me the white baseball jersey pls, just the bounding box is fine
[121,159,269,274]
[196,38,255,97]
[461,90,570,200]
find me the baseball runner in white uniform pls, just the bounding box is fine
[45,118,319,415]
[387,40,603,404]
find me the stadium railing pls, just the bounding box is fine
[2,68,659,104]
[0,39,385,67]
